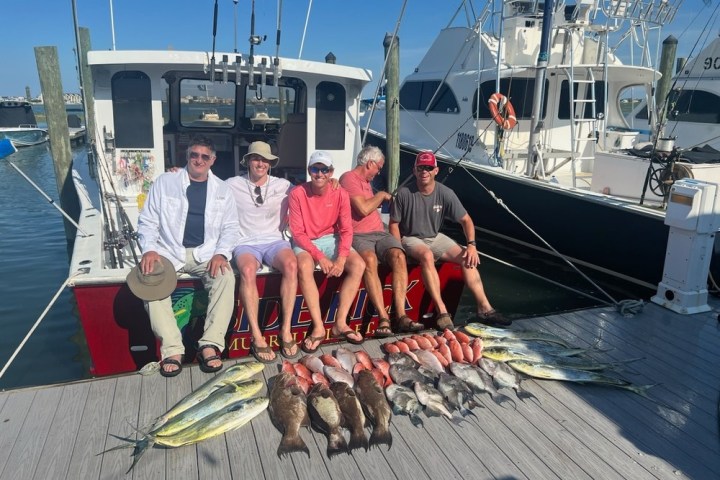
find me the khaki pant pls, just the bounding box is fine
[146,249,235,360]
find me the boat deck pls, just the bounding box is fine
[1,301,718,480]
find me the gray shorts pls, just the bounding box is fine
[402,233,458,261]
[233,239,292,270]
[352,231,404,263]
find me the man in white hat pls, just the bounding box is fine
[134,135,240,377]
[289,150,366,353]
[226,141,299,362]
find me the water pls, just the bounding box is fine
[0,144,649,391]
[0,143,88,391]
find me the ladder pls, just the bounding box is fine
[563,65,597,188]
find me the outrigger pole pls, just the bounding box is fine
[0,139,90,237]
[525,0,555,177]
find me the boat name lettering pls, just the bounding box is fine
[456,132,474,152]
[703,57,720,70]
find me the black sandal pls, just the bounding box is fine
[196,344,223,373]
[159,357,183,377]
[374,318,394,337]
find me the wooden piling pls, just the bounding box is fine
[655,35,678,128]
[34,46,78,240]
[383,33,400,193]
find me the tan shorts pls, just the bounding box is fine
[401,233,458,261]
[352,231,404,263]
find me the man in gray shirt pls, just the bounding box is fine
[389,151,509,330]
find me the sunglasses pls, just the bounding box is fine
[189,151,213,162]
[416,165,435,172]
[309,165,331,175]
[254,186,264,205]
[372,160,383,171]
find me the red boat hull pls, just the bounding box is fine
[73,263,465,376]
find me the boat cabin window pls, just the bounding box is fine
[472,78,548,119]
[179,79,236,128]
[399,81,459,113]
[244,83,296,132]
[667,89,720,124]
[315,81,345,150]
[112,71,153,148]
[558,80,606,119]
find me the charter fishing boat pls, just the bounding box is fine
[67,2,463,376]
[364,0,720,290]
[0,101,49,147]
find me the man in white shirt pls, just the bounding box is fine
[226,141,299,362]
[134,136,240,377]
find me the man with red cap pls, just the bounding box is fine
[389,150,509,329]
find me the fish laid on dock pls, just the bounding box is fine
[307,383,348,457]
[464,323,573,347]
[268,372,311,458]
[330,381,369,451]
[354,370,393,449]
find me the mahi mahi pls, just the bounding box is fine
[464,323,573,347]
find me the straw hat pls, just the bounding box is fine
[242,141,279,168]
[126,257,178,301]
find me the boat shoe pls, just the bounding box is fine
[476,309,512,326]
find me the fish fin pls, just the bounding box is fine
[448,413,465,426]
[369,425,392,450]
[326,431,349,457]
[459,406,476,418]
[467,399,484,410]
[348,429,369,452]
[277,432,310,458]
[96,433,138,455]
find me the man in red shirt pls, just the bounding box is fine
[340,146,422,335]
[289,151,366,353]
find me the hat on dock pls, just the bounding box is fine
[415,151,437,168]
[308,150,334,168]
[126,257,178,301]
[242,141,279,168]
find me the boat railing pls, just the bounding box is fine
[600,0,682,26]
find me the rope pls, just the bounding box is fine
[0,272,81,380]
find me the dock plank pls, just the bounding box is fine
[132,369,168,480]
[1,386,62,480]
[0,390,35,475]
[98,375,141,480]
[163,367,198,479]
[33,383,91,480]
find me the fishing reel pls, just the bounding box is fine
[647,149,692,198]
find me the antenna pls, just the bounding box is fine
[210,0,219,82]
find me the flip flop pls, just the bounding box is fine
[159,357,183,378]
[197,344,223,373]
[331,327,364,345]
[301,335,325,354]
[250,343,276,364]
[374,318,394,338]
[279,337,300,359]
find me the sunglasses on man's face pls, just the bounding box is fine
[416,165,435,172]
[189,151,213,162]
[254,186,264,204]
[309,165,331,175]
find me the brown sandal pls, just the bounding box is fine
[301,335,325,354]
[279,337,300,359]
[374,318,394,337]
[397,315,423,333]
[435,313,454,331]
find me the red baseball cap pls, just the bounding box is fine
[415,151,437,168]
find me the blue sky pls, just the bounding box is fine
[0,0,717,98]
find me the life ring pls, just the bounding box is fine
[488,93,517,130]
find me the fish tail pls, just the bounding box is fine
[369,425,393,450]
[492,392,516,409]
[326,432,349,458]
[348,429,369,452]
[277,432,310,458]
[516,388,538,403]
[448,413,465,426]
[626,383,658,398]
[409,414,424,428]
[459,405,476,418]
[126,438,153,473]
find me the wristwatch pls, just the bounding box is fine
[467,240,476,246]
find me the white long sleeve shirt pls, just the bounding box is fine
[138,168,240,270]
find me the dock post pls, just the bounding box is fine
[655,35,678,130]
[34,46,79,240]
[383,33,400,193]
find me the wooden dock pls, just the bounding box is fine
[1,301,718,480]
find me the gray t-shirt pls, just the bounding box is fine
[390,182,467,239]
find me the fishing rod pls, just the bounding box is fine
[0,139,90,237]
